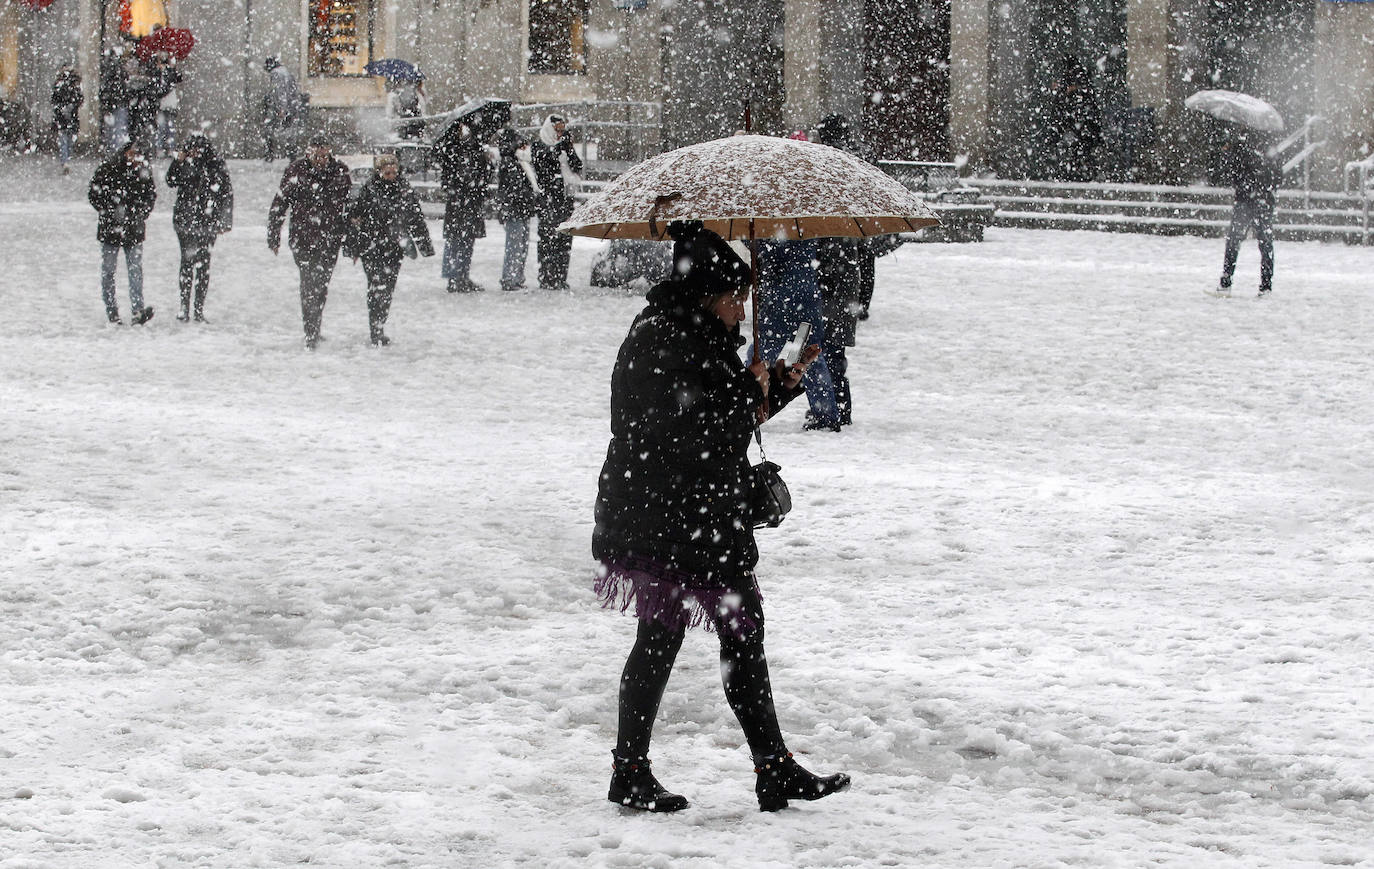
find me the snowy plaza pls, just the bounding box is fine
[2,154,1373,867]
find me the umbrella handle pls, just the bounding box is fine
[647,192,682,239]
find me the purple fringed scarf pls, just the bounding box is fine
[593,555,762,640]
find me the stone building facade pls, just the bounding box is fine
[3,0,1374,185]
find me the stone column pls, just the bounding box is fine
[1314,0,1374,161]
[949,0,989,168]
[1126,0,1168,108]
[784,0,821,132]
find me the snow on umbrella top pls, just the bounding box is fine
[364,59,424,81]
[1185,89,1284,134]
[560,134,940,241]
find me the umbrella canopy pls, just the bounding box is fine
[431,97,511,148]
[1185,89,1283,134]
[135,26,194,61]
[364,58,424,81]
[560,134,940,241]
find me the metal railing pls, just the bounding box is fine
[1345,153,1374,244]
[509,100,661,169]
[1273,115,1325,208]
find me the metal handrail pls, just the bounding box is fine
[1273,115,1325,209]
[1349,154,1374,244]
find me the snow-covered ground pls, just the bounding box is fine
[2,153,1372,869]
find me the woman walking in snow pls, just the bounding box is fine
[493,128,540,292]
[166,135,233,323]
[592,220,849,814]
[343,153,434,345]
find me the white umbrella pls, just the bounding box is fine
[559,134,940,241]
[1184,89,1284,134]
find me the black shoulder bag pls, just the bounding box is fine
[749,429,791,529]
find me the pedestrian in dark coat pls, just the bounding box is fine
[813,113,870,426]
[493,128,540,291]
[51,64,83,172]
[166,134,233,322]
[125,57,159,150]
[267,137,351,349]
[1216,133,1281,297]
[593,220,849,815]
[343,153,434,345]
[531,113,583,290]
[98,47,129,153]
[88,139,156,324]
[1048,56,1103,182]
[433,125,491,293]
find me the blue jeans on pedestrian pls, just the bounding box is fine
[157,110,177,155]
[101,242,144,319]
[442,234,475,281]
[58,130,73,166]
[752,240,840,426]
[501,219,529,290]
[104,107,128,153]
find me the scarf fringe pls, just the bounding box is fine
[593,560,759,638]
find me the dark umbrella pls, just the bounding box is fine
[135,27,195,61]
[364,59,424,81]
[431,97,511,147]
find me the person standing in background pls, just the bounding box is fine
[531,113,582,291]
[51,64,84,174]
[262,56,301,162]
[493,128,540,292]
[433,122,492,293]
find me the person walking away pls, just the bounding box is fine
[593,220,850,813]
[1215,132,1281,297]
[493,128,540,292]
[754,239,842,431]
[51,64,83,174]
[262,56,301,162]
[153,53,182,157]
[89,140,157,325]
[166,135,233,323]
[98,47,129,154]
[342,153,434,346]
[432,122,492,293]
[125,56,158,151]
[815,237,863,426]
[386,79,427,141]
[267,136,351,349]
[531,113,582,290]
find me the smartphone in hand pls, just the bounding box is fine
[780,321,811,366]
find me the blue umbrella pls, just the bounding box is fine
[364,59,424,81]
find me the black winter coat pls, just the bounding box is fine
[51,71,83,133]
[816,237,862,347]
[268,157,351,260]
[88,154,156,246]
[433,134,490,239]
[166,151,233,242]
[593,281,802,586]
[1223,142,1281,206]
[343,174,434,261]
[494,146,540,222]
[531,135,583,223]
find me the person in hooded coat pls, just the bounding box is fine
[88,139,156,325]
[166,134,233,322]
[433,123,492,293]
[493,128,540,291]
[593,220,850,814]
[51,64,83,173]
[343,153,434,345]
[268,136,351,349]
[1215,132,1281,297]
[530,113,582,290]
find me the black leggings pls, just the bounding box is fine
[615,584,786,759]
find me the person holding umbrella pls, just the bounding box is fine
[1215,130,1280,297]
[592,220,850,813]
[343,153,434,345]
[268,135,351,350]
[166,134,233,323]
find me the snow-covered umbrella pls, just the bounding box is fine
[561,134,940,360]
[1184,89,1284,134]
[560,134,939,242]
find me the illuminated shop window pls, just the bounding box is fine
[308,0,375,77]
[529,0,588,75]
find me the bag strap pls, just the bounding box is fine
[754,428,768,463]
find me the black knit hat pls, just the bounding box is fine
[665,221,751,296]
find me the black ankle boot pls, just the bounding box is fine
[607,752,689,812]
[753,752,850,812]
